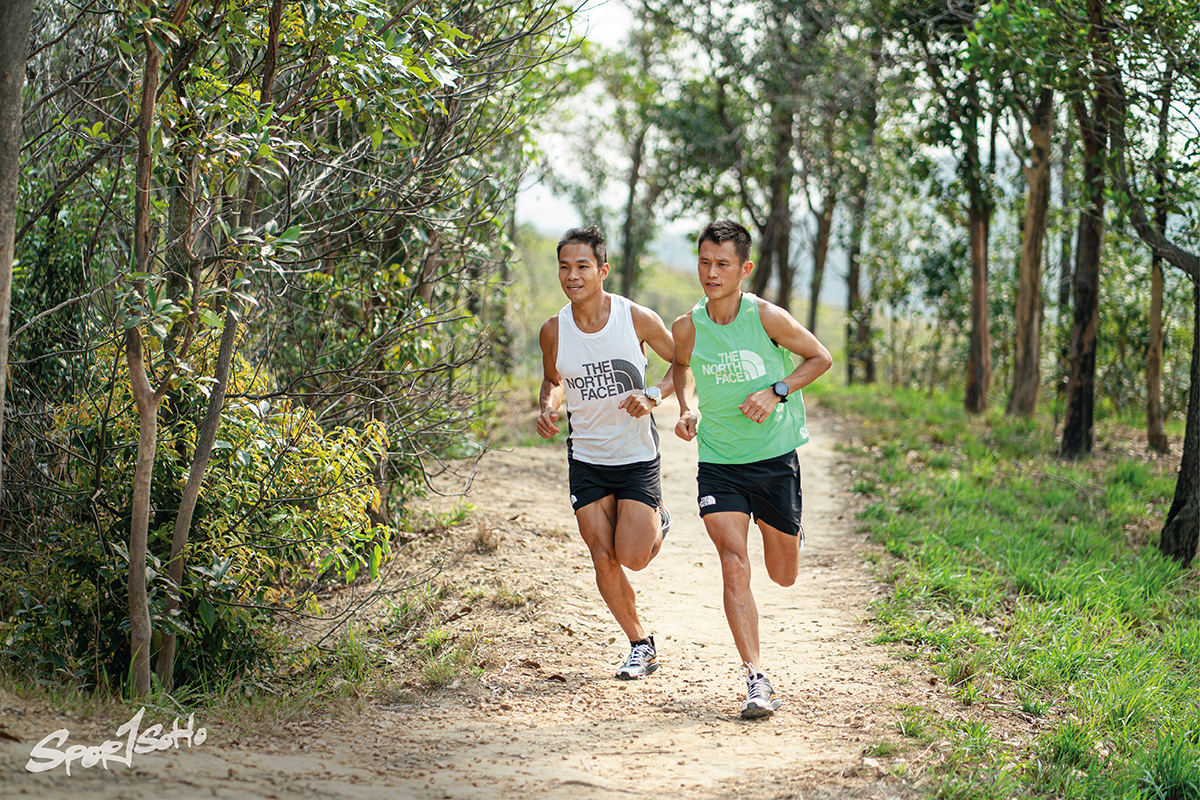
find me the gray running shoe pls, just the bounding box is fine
[659,505,672,540]
[741,665,782,719]
[616,635,658,680]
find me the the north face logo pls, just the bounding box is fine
[700,350,767,384]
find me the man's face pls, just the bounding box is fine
[697,240,750,300]
[558,242,608,301]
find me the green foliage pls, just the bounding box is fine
[838,383,1195,796]
[0,336,390,689]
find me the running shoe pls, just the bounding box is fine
[741,664,782,719]
[659,505,672,540]
[616,635,658,680]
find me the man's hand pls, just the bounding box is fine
[675,410,698,441]
[536,409,561,439]
[618,394,656,419]
[739,388,778,424]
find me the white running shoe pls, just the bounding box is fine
[616,636,658,680]
[741,663,782,719]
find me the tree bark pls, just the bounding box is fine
[1059,0,1114,459]
[1145,71,1172,454]
[808,186,835,335]
[751,99,794,306]
[125,17,168,698]
[1007,88,1053,417]
[619,124,647,299]
[1158,278,1199,564]
[0,0,35,505]
[964,88,991,414]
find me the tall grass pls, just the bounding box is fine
[829,384,1195,798]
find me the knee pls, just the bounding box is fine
[770,569,798,588]
[623,553,651,572]
[589,547,620,574]
[766,561,799,587]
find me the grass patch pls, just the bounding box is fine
[833,383,1190,797]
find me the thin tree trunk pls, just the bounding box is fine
[125,17,169,698]
[0,0,35,505]
[1058,125,1074,318]
[964,90,991,414]
[1145,71,1172,454]
[1007,88,1053,417]
[808,188,835,334]
[1060,0,1113,459]
[619,124,647,299]
[1158,278,1200,563]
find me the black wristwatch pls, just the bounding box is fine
[771,381,789,403]
[644,386,662,406]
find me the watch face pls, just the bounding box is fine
[773,381,789,398]
[645,386,661,399]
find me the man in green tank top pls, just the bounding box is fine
[672,220,833,719]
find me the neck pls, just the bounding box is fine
[571,291,611,332]
[705,291,742,325]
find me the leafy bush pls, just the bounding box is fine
[0,336,391,689]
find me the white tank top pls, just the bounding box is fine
[556,295,659,466]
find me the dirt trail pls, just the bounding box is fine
[1,400,939,799]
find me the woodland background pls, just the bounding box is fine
[0,0,1196,731]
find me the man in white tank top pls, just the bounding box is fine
[537,226,676,680]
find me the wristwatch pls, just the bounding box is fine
[771,381,789,403]
[644,386,662,406]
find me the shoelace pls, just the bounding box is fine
[628,643,654,667]
[746,674,771,702]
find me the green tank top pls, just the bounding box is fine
[691,293,809,464]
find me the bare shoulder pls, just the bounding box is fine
[672,311,696,336]
[629,300,667,330]
[539,315,559,348]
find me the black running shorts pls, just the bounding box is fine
[696,450,803,536]
[567,455,662,513]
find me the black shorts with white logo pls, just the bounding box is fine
[568,455,662,513]
[696,450,803,536]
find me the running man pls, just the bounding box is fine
[538,225,675,680]
[672,219,833,717]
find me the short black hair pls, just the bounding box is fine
[698,220,752,264]
[557,225,607,266]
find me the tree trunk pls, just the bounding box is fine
[1060,0,1114,459]
[1058,125,1074,319]
[1158,277,1200,563]
[751,100,794,305]
[125,19,167,698]
[1059,107,1106,458]
[1145,72,1172,455]
[1007,88,1053,417]
[619,124,647,299]
[0,0,35,505]
[808,188,835,334]
[964,94,991,414]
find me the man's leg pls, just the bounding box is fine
[576,495,646,642]
[613,497,664,570]
[703,510,760,669]
[758,520,801,587]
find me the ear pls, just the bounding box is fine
[741,260,754,279]
[600,262,611,279]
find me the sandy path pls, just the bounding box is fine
[1,401,930,799]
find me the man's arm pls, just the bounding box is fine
[537,317,565,439]
[738,298,833,424]
[619,303,676,419]
[671,313,699,441]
